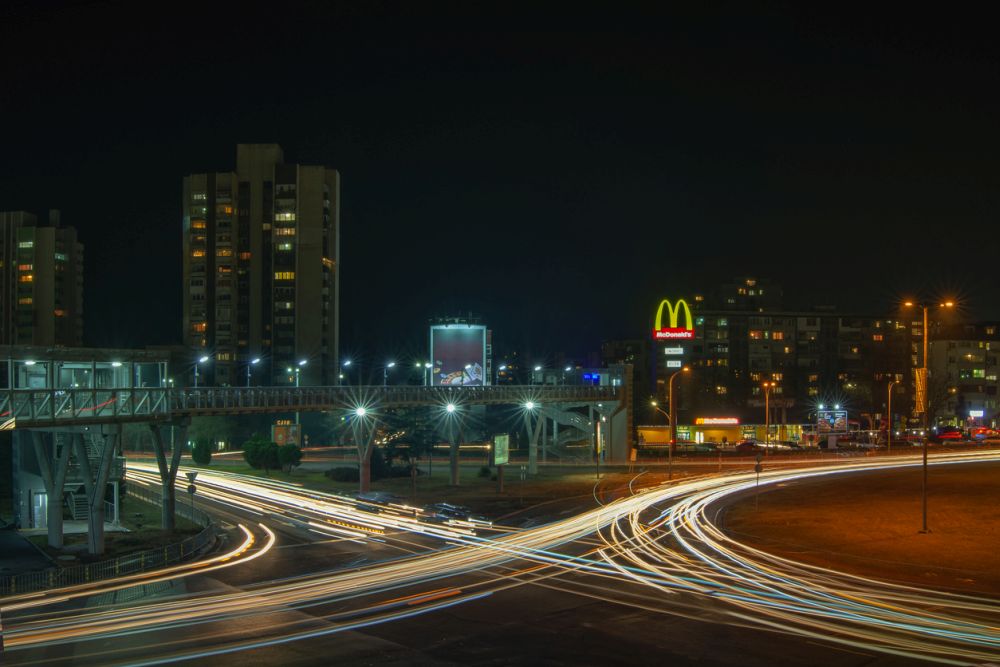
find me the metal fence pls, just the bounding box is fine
[0,488,214,597]
[125,483,213,528]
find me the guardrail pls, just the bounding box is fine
[0,488,213,597]
[1,388,171,427]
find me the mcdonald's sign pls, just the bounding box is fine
[653,298,695,340]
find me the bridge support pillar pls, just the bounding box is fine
[526,412,543,476]
[354,417,377,494]
[73,427,120,555]
[30,431,71,549]
[150,420,189,532]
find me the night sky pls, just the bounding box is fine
[2,2,998,365]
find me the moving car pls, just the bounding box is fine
[929,426,964,443]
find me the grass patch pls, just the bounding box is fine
[30,493,203,565]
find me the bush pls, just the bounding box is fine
[325,467,360,482]
[243,435,280,475]
[191,440,212,466]
[477,466,491,478]
[277,444,303,473]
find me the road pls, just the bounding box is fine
[2,450,999,665]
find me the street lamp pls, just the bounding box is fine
[496,364,507,385]
[288,359,307,425]
[762,381,777,453]
[668,366,691,479]
[194,355,210,388]
[650,400,669,424]
[903,298,955,533]
[383,361,396,387]
[341,359,352,386]
[532,365,542,385]
[887,380,898,453]
[246,357,261,387]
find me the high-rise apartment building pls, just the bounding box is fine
[182,144,340,386]
[0,210,84,347]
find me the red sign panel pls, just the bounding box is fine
[653,328,694,340]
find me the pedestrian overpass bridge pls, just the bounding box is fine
[1,384,620,429]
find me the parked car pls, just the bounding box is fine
[735,440,760,454]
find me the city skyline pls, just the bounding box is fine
[1,4,998,359]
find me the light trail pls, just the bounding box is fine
[3,450,998,665]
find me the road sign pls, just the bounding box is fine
[494,434,509,466]
[755,453,763,463]
[754,463,762,473]
[187,484,197,495]
[186,471,198,483]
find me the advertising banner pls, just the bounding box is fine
[816,410,848,433]
[431,325,486,386]
[494,434,509,466]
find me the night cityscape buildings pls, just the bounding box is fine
[182,144,340,387]
[0,210,83,347]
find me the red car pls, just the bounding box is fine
[929,427,964,443]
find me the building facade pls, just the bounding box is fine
[0,210,84,347]
[928,322,1000,427]
[182,144,340,386]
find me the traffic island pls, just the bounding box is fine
[719,460,1000,594]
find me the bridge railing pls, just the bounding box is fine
[172,384,620,415]
[1,388,171,426]
[2,385,619,426]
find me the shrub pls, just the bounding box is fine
[191,440,213,466]
[325,467,360,482]
[477,466,491,478]
[277,444,303,473]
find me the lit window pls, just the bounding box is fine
[973,369,986,378]
[18,241,33,249]
[808,387,819,396]
[808,374,818,382]
[239,251,251,260]
[274,271,295,280]
[54,253,67,261]
[772,331,784,340]
[192,193,207,200]
[772,373,783,381]
[277,242,293,251]
[17,264,32,271]
[275,212,296,222]
[18,297,32,305]
[274,227,296,236]
[19,274,33,283]
[783,346,791,354]
[191,220,206,230]
[218,266,232,274]
[749,330,762,340]
[54,309,66,317]
[851,346,859,354]
[217,248,233,257]
[192,249,205,258]
[193,322,207,332]
[873,334,884,341]
[715,385,727,395]
[987,327,996,335]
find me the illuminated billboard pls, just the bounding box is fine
[430,325,486,386]
[817,410,848,433]
[653,298,694,340]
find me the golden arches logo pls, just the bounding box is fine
[653,298,694,340]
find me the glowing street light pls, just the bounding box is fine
[355,406,367,417]
[383,361,396,387]
[194,355,211,388]
[246,357,261,387]
[446,403,456,413]
[903,297,956,533]
[668,366,691,478]
[650,399,669,423]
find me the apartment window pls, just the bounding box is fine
[277,242,293,251]
[808,387,819,396]
[18,297,32,305]
[218,266,232,274]
[217,352,232,361]
[239,252,252,260]
[192,249,205,258]
[54,309,66,317]
[851,346,860,354]
[17,264,32,271]
[191,220,206,230]
[275,212,296,222]
[772,331,784,340]
[717,318,728,327]
[274,271,295,280]
[19,274,33,283]
[749,330,763,340]
[772,373,783,381]
[750,372,761,382]
[973,369,986,378]
[274,227,296,236]
[217,248,233,257]
[18,241,33,249]
[808,374,818,382]
[873,334,884,341]
[193,322,207,332]
[716,385,728,395]
[192,193,207,200]
[783,346,792,354]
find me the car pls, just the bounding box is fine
[970,427,999,441]
[735,440,760,454]
[929,427,964,443]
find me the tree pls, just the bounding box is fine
[277,443,303,474]
[191,439,213,466]
[243,434,280,475]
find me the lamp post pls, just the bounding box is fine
[341,359,352,386]
[668,366,691,480]
[887,380,898,453]
[246,357,261,387]
[383,361,396,387]
[903,299,954,533]
[194,355,210,388]
[532,365,542,385]
[650,400,669,424]
[289,359,307,426]
[762,381,776,454]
